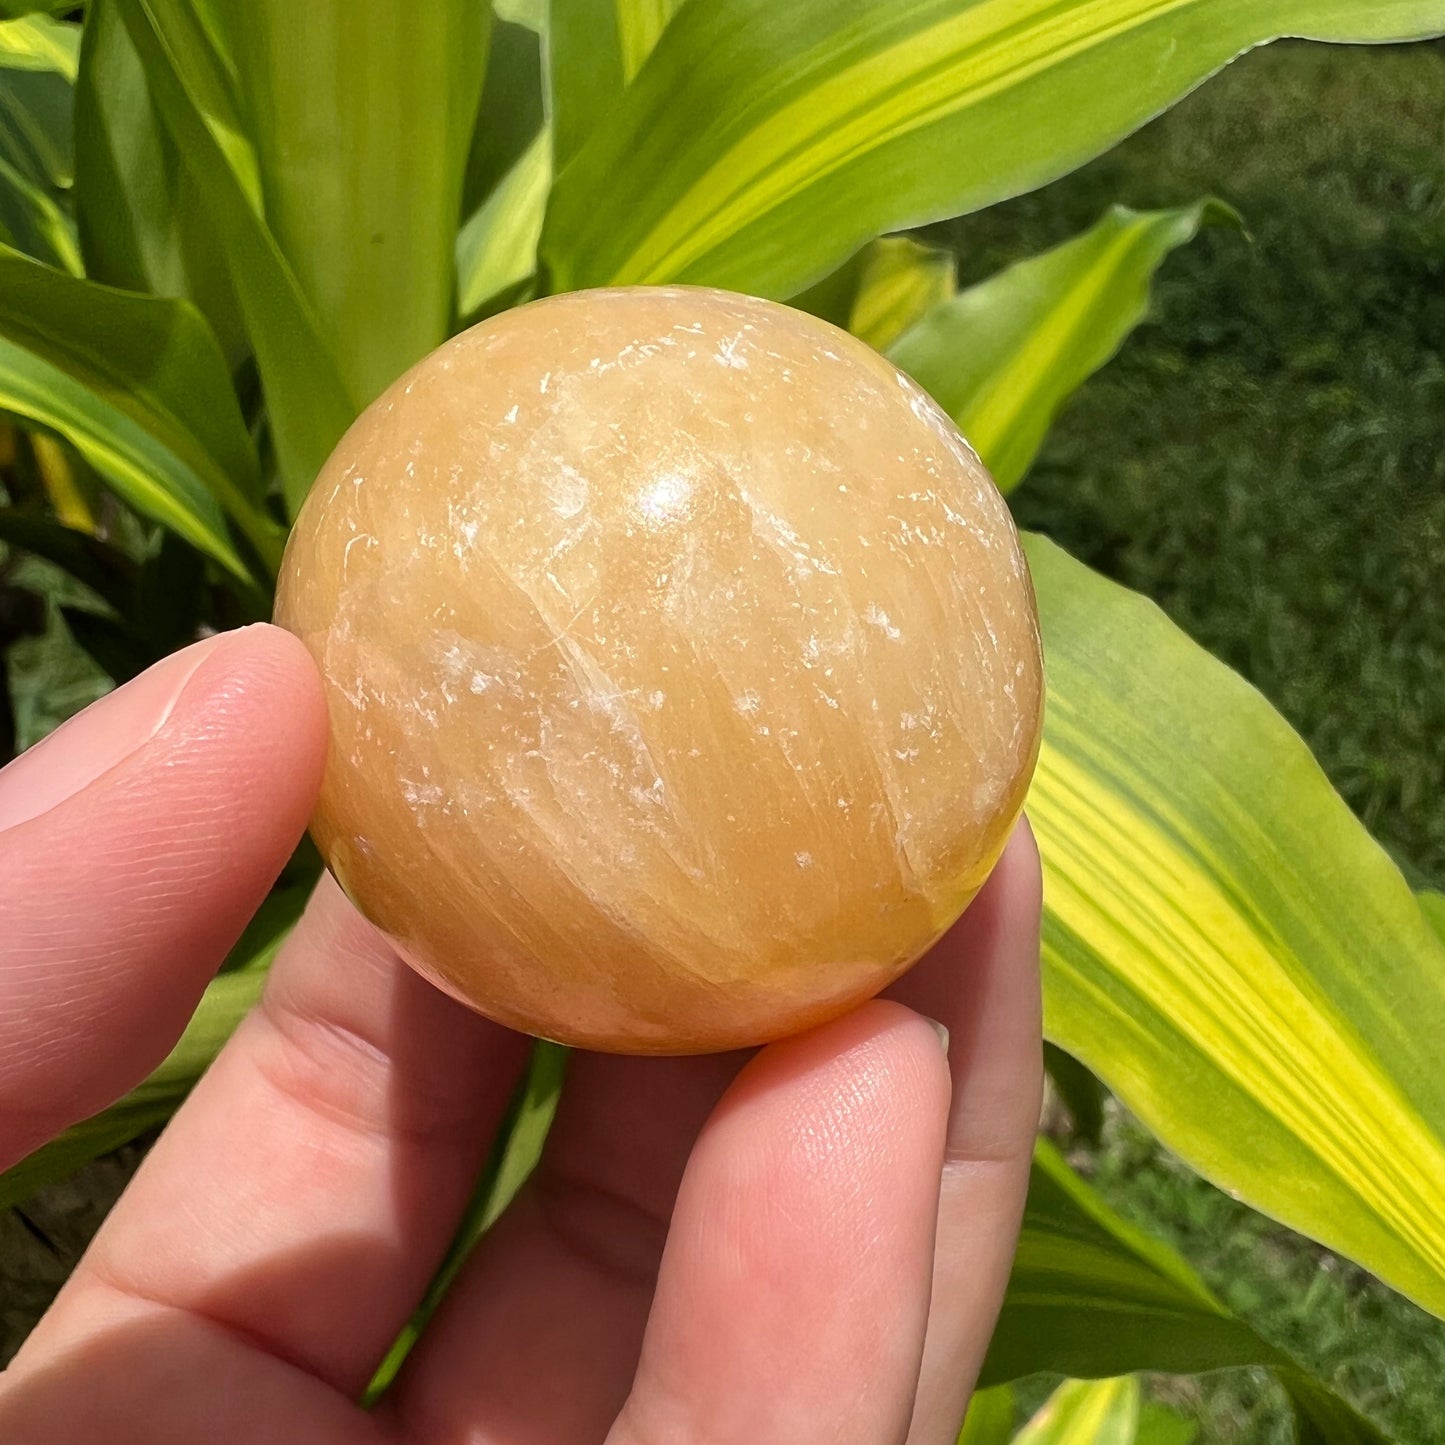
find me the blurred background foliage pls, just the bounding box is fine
[2,26,1444,1445]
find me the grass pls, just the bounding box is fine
[924,37,1445,1443]
[4,34,1444,1440]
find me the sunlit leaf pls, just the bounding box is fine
[0,13,77,79]
[0,11,74,203]
[1025,533,1445,1321]
[464,14,545,216]
[794,233,957,354]
[457,124,550,322]
[1420,892,1445,945]
[1135,1401,1196,1445]
[218,0,488,414]
[956,1385,1015,1445]
[542,0,1445,296]
[0,243,280,567]
[988,1144,1389,1444]
[112,0,353,511]
[889,202,1236,490]
[549,0,685,169]
[0,335,250,579]
[1014,1377,1139,1445]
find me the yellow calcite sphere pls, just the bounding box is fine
[276,286,1042,1054]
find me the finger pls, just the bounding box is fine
[609,1001,951,1445]
[13,875,531,1400]
[0,624,328,1165]
[385,1046,744,1443]
[888,821,1044,1443]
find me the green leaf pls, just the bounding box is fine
[1024,532,1445,1321]
[463,14,545,215]
[0,22,74,190]
[548,0,685,169]
[494,0,545,32]
[221,0,489,412]
[1015,1377,1140,1445]
[112,0,354,512]
[793,234,956,352]
[846,234,955,352]
[541,0,1445,296]
[1420,892,1445,946]
[1044,1041,1106,1147]
[0,13,77,79]
[0,3,77,20]
[0,507,137,612]
[0,334,251,579]
[957,1385,1015,1445]
[365,1040,569,1402]
[987,1144,1389,1444]
[1135,1402,1196,1445]
[456,124,551,321]
[0,244,280,568]
[0,150,80,271]
[888,202,1236,491]
[74,0,248,365]
[0,962,270,1211]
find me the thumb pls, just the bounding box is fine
[0,624,328,1167]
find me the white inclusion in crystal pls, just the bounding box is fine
[714,333,748,370]
[503,404,519,424]
[795,851,814,868]
[401,779,445,807]
[733,689,760,714]
[635,470,694,526]
[863,601,901,640]
[550,462,588,518]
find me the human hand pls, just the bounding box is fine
[0,624,1042,1444]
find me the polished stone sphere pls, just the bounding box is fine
[276,286,1042,1053]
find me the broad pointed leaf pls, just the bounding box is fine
[1014,1377,1140,1445]
[889,202,1236,491]
[74,0,247,364]
[457,124,550,321]
[1421,892,1445,946]
[0,13,75,196]
[957,1385,1015,1445]
[0,150,79,270]
[113,0,353,512]
[0,335,249,579]
[541,0,1445,296]
[0,244,280,566]
[1024,533,1445,1321]
[988,1144,1388,1444]
[549,0,685,168]
[219,0,489,412]
[794,233,956,353]
[464,15,545,216]
[0,13,76,78]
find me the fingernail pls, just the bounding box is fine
[0,631,229,831]
[923,1015,950,1057]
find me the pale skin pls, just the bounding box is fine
[0,624,1043,1444]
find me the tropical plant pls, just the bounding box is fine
[2,1,1444,1437]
